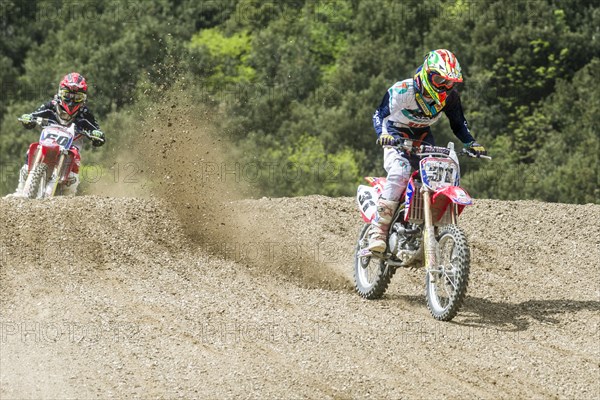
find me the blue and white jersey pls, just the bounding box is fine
[372,79,474,144]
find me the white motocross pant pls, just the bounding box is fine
[381,147,412,201]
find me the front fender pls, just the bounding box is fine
[28,142,62,171]
[431,186,473,222]
[27,143,40,170]
[433,186,473,206]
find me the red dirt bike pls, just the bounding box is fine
[354,140,490,321]
[17,116,103,199]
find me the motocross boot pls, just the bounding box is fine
[5,164,28,198]
[60,172,79,196]
[368,198,399,254]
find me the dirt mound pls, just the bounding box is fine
[1,195,598,399]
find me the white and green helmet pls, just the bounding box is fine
[415,49,463,105]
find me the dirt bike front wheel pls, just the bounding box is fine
[353,223,393,299]
[425,224,470,321]
[25,164,48,199]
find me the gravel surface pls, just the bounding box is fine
[2,103,598,398]
[1,195,598,399]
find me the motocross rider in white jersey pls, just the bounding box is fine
[9,73,105,197]
[368,49,487,254]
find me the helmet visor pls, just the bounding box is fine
[60,88,87,103]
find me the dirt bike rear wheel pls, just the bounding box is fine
[425,224,470,321]
[25,164,48,199]
[354,223,393,299]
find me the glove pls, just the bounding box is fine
[376,133,396,146]
[19,114,34,126]
[89,130,105,147]
[465,141,487,157]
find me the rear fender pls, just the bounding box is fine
[363,177,386,195]
[357,185,380,223]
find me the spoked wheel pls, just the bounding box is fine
[353,223,393,299]
[425,224,470,321]
[24,164,48,199]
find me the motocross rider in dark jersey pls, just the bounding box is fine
[9,72,105,197]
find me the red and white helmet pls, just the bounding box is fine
[56,72,88,124]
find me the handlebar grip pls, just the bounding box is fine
[460,149,492,160]
[82,130,105,143]
[17,116,48,126]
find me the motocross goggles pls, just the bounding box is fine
[429,73,458,92]
[59,88,87,103]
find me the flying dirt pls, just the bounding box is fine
[1,99,598,398]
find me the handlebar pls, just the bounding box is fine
[18,116,49,126]
[389,138,492,160]
[17,116,105,144]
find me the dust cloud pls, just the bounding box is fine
[108,94,350,290]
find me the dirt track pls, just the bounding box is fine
[1,195,598,399]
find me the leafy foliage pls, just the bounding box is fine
[0,0,597,203]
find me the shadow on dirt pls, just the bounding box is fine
[391,294,599,332]
[458,297,600,332]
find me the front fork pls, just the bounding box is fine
[423,191,459,281]
[23,147,43,195]
[47,151,67,197]
[422,190,438,271]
